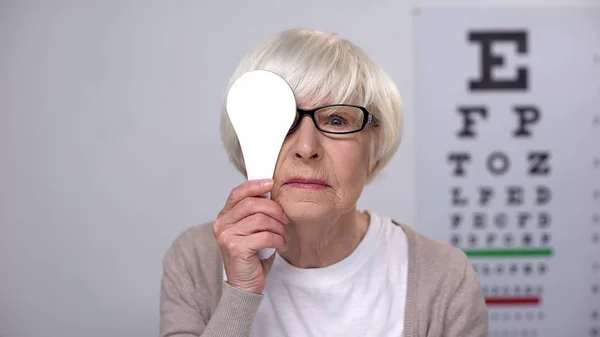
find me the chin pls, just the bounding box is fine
[279,200,334,223]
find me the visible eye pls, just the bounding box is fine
[315,106,364,132]
[327,115,348,126]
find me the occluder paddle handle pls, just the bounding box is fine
[258,192,276,260]
[258,248,276,260]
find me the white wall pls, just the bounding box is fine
[1,0,597,336]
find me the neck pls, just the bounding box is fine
[279,209,370,268]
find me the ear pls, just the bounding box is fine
[367,159,380,180]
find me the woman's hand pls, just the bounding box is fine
[213,179,290,294]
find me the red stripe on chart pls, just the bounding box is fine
[485,297,541,306]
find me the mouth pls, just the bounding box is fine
[284,177,331,191]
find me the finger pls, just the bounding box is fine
[220,179,274,215]
[225,197,289,227]
[243,231,287,256]
[228,213,288,240]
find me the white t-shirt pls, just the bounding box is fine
[250,211,408,337]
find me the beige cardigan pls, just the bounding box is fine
[159,219,488,337]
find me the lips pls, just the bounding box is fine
[284,177,331,190]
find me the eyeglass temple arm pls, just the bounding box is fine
[368,114,380,126]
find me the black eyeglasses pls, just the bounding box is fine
[288,104,379,135]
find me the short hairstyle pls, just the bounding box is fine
[220,28,403,184]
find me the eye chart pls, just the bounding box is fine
[413,8,600,337]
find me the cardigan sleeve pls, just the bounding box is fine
[442,257,489,337]
[159,225,264,337]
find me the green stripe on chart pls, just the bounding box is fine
[463,248,553,258]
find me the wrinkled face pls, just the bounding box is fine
[270,101,375,222]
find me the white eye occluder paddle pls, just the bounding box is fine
[225,69,297,260]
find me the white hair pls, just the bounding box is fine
[220,28,403,184]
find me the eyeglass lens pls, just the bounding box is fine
[290,106,365,133]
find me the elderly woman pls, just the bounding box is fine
[159,28,488,337]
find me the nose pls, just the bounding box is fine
[290,116,323,161]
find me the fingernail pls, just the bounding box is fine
[261,179,273,187]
